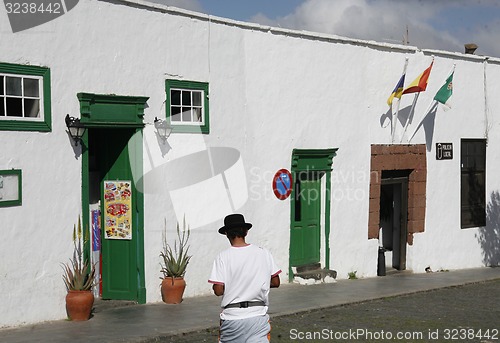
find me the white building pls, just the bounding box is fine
[1,0,499,328]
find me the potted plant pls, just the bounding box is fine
[62,217,96,320]
[160,218,191,304]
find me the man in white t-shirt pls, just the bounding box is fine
[208,214,281,343]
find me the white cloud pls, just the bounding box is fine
[250,0,500,57]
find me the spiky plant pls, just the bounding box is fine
[160,218,192,279]
[62,217,96,291]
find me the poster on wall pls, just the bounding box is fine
[103,181,132,240]
[90,208,102,297]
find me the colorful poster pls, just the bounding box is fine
[103,181,132,240]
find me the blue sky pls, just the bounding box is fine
[150,0,500,58]
[194,0,305,21]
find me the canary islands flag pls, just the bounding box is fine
[403,61,433,95]
[387,74,405,106]
[434,72,453,109]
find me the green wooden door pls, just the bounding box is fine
[289,149,337,280]
[290,172,321,266]
[80,93,147,303]
[98,129,139,301]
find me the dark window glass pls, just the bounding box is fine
[0,76,4,94]
[24,99,39,117]
[461,139,486,228]
[181,91,191,105]
[192,91,202,106]
[6,97,22,116]
[23,78,39,97]
[0,97,4,116]
[171,106,181,121]
[294,179,301,222]
[171,90,181,106]
[6,77,21,96]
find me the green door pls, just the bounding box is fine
[80,93,148,303]
[289,148,337,280]
[290,172,322,266]
[97,129,139,300]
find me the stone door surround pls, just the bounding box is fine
[368,145,426,245]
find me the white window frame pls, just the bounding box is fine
[169,87,205,126]
[0,72,44,122]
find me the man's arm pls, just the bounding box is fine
[270,275,280,288]
[212,283,225,296]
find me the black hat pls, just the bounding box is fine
[218,214,252,234]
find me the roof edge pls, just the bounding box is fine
[101,0,500,63]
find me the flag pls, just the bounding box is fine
[387,74,405,106]
[402,61,433,94]
[434,72,453,109]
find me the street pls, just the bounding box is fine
[152,279,500,343]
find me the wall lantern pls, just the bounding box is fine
[65,114,86,146]
[154,117,172,142]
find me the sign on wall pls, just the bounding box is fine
[273,169,293,200]
[436,143,453,160]
[103,181,132,240]
[0,169,22,207]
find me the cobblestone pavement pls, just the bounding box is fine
[152,279,500,343]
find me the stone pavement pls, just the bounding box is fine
[2,267,499,343]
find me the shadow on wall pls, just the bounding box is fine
[422,104,437,152]
[477,191,500,266]
[380,102,437,150]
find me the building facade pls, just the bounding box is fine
[1,0,499,328]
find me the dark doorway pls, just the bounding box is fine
[89,128,141,301]
[379,171,409,271]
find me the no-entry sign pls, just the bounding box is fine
[272,169,293,200]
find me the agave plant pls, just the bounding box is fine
[62,217,96,291]
[160,219,192,279]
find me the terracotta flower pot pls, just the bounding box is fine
[161,277,186,304]
[66,290,94,321]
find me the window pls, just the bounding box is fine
[0,63,51,131]
[461,139,486,228]
[165,79,209,134]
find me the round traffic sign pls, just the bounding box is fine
[272,169,293,200]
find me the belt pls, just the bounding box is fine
[224,301,266,309]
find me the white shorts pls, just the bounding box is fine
[219,314,271,343]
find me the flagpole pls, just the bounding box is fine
[392,58,409,143]
[400,93,419,143]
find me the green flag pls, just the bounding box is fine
[434,72,453,109]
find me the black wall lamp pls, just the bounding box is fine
[154,117,172,142]
[65,114,86,146]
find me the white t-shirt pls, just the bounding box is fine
[208,244,281,320]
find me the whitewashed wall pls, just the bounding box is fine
[0,0,499,328]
